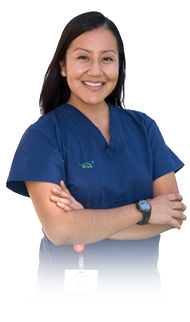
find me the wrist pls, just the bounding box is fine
[135,200,152,225]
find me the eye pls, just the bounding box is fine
[102,57,113,62]
[78,55,89,61]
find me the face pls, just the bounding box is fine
[61,28,119,109]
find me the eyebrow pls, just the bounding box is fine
[73,47,118,55]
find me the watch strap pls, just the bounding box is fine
[135,200,151,225]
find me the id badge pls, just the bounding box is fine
[64,269,98,293]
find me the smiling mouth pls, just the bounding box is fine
[83,81,105,87]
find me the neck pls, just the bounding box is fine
[67,99,111,144]
[67,99,109,120]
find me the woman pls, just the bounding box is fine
[7,11,186,297]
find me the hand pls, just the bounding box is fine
[148,193,187,229]
[50,180,84,211]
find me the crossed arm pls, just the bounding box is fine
[25,172,187,246]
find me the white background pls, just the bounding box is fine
[1,0,189,320]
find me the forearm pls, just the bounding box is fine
[27,172,186,246]
[46,204,143,245]
[25,181,144,246]
[109,224,173,241]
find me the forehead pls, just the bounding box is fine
[68,28,118,53]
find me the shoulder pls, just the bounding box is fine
[25,105,65,136]
[30,105,64,127]
[111,105,154,129]
[16,106,67,152]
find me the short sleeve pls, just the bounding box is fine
[6,119,66,197]
[147,118,184,181]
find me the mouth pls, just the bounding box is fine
[82,81,105,88]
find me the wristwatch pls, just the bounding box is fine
[135,200,152,225]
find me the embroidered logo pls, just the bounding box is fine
[79,162,94,169]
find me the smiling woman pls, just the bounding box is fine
[6,11,186,298]
[39,11,126,115]
[60,28,119,123]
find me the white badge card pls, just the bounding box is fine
[64,269,98,293]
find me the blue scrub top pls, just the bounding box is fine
[6,104,184,293]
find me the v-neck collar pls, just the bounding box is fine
[63,103,119,154]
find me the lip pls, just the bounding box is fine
[82,81,105,89]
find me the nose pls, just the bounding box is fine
[87,59,103,77]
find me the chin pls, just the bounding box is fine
[81,98,104,106]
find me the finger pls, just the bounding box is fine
[58,183,83,205]
[51,187,62,194]
[50,195,58,202]
[172,210,187,221]
[50,195,71,206]
[169,218,182,230]
[60,180,70,194]
[164,214,182,229]
[167,193,183,202]
[172,201,187,211]
[51,182,69,195]
[51,188,70,199]
[57,202,72,211]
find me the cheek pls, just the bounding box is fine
[106,65,119,82]
[108,71,119,90]
[66,68,86,91]
[66,60,86,77]
[65,67,81,89]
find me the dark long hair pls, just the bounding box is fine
[40,11,126,115]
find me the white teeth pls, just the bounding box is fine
[83,82,103,87]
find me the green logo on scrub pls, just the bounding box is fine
[80,162,94,169]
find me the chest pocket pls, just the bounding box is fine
[65,161,100,209]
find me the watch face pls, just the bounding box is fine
[138,200,151,212]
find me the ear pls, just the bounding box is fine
[60,61,66,77]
